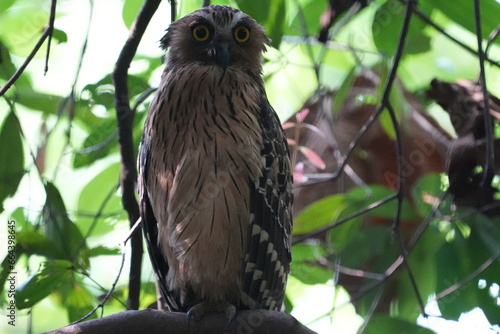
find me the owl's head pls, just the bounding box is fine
[160,5,270,72]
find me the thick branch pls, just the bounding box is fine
[43,310,318,334]
[112,0,161,310]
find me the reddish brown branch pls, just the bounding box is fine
[43,310,317,334]
[112,0,161,310]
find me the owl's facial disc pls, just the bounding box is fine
[161,6,270,74]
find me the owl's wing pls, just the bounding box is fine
[138,139,182,312]
[242,96,293,310]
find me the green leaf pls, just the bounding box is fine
[265,0,286,49]
[132,56,163,80]
[332,67,358,116]
[346,185,416,221]
[85,245,121,257]
[0,253,15,298]
[284,295,293,313]
[396,225,442,320]
[0,111,25,211]
[82,74,149,109]
[77,163,122,236]
[372,0,432,55]
[436,217,500,323]
[0,7,48,56]
[235,0,272,27]
[422,0,500,43]
[388,79,411,124]
[286,0,328,39]
[294,194,347,235]
[411,173,443,217]
[16,260,74,309]
[378,108,396,140]
[13,87,63,115]
[16,230,60,259]
[327,215,362,253]
[364,315,437,333]
[291,244,331,285]
[43,182,88,267]
[122,0,142,29]
[295,185,416,236]
[0,0,16,13]
[235,0,286,48]
[0,42,34,94]
[59,277,97,322]
[264,42,318,122]
[52,28,68,44]
[72,119,118,168]
[470,214,500,257]
[340,225,393,269]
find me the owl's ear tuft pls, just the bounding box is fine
[260,34,271,52]
[160,31,171,50]
[160,21,180,50]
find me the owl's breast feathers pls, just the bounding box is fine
[139,64,292,311]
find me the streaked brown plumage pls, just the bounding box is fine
[138,5,292,315]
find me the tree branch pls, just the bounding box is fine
[408,1,500,68]
[473,0,495,186]
[112,0,161,310]
[43,310,318,334]
[0,0,57,97]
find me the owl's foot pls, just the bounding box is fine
[187,300,237,323]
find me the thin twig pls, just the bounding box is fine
[292,0,321,82]
[81,271,128,308]
[473,0,495,187]
[112,0,161,310]
[350,255,404,305]
[331,104,385,179]
[3,97,44,183]
[71,240,129,324]
[71,218,142,324]
[293,193,398,244]
[485,26,500,57]
[44,0,57,75]
[379,0,426,316]
[409,2,500,69]
[407,189,449,251]
[356,284,385,334]
[52,0,93,180]
[0,0,57,96]
[435,251,500,301]
[75,87,157,155]
[73,181,120,259]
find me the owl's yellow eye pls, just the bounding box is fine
[234,26,250,43]
[192,25,210,42]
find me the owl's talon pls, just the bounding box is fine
[187,300,237,324]
[187,303,204,322]
[225,304,237,324]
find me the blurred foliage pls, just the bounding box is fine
[1,0,500,333]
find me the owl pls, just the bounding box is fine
[138,5,292,319]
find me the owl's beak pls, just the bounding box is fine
[215,44,231,71]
